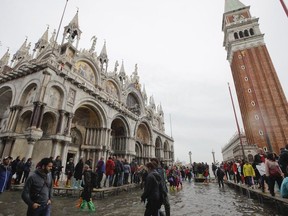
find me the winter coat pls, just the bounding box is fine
[243,163,255,177]
[105,159,115,176]
[123,163,131,174]
[0,164,11,193]
[74,161,84,180]
[21,169,52,207]
[279,150,288,173]
[265,159,283,177]
[96,160,105,174]
[141,170,162,207]
[280,177,288,198]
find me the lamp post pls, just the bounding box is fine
[212,149,216,164]
[188,151,192,166]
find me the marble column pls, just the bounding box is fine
[56,110,65,134]
[64,113,73,136]
[1,138,15,158]
[30,102,42,128]
[11,106,23,132]
[36,103,46,129]
[4,107,13,131]
[26,138,36,159]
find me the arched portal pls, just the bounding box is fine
[126,93,141,115]
[164,141,170,161]
[15,111,33,133]
[111,118,128,157]
[41,112,57,137]
[135,141,142,164]
[135,122,151,164]
[155,136,162,160]
[72,105,104,165]
[0,86,13,132]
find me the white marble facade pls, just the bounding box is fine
[0,12,174,169]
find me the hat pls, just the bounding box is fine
[3,156,10,160]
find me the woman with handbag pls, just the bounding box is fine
[265,152,284,196]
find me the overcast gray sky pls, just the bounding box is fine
[1,0,288,164]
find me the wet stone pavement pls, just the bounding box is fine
[0,181,282,216]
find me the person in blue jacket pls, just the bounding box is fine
[0,156,12,194]
[280,176,288,198]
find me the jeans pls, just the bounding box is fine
[27,204,51,216]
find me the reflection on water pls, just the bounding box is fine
[0,181,281,216]
[69,181,280,216]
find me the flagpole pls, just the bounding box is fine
[227,82,246,160]
[170,114,173,138]
[52,0,69,54]
[280,0,288,17]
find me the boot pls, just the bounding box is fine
[65,179,71,188]
[56,180,59,187]
[76,197,83,208]
[80,200,88,210]
[53,180,57,187]
[87,200,96,212]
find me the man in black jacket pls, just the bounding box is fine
[279,144,288,177]
[141,162,163,216]
[22,157,53,216]
[151,158,170,216]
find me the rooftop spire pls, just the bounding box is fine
[149,95,156,110]
[69,9,79,29]
[99,41,108,59]
[119,60,125,75]
[34,26,49,52]
[62,9,82,48]
[11,38,31,65]
[0,48,10,69]
[224,0,246,13]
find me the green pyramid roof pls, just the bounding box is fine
[224,0,246,13]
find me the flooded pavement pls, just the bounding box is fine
[0,181,281,216]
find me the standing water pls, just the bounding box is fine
[0,181,281,216]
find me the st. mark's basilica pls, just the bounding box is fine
[0,11,174,168]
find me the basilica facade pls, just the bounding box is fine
[0,12,174,168]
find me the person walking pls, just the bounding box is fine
[95,157,105,189]
[22,158,32,183]
[15,157,25,185]
[79,164,96,211]
[104,156,115,187]
[52,156,63,187]
[141,162,165,216]
[279,144,288,177]
[0,156,12,194]
[243,161,255,187]
[130,158,138,183]
[151,158,170,216]
[65,158,75,188]
[265,152,284,196]
[280,176,288,198]
[73,158,84,189]
[123,159,131,185]
[216,166,225,188]
[21,157,53,216]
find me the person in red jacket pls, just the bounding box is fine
[104,157,115,187]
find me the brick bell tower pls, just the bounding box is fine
[222,0,288,154]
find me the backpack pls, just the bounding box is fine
[152,173,167,206]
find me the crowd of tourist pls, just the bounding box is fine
[217,144,288,198]
[1,147,288,215]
